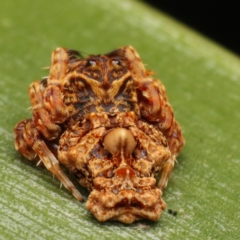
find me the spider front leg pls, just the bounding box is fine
[30,47,82,139]
[14,48,84,201]
[29,48,76,140]
[14,48,71,161]
[14,119,83,201]
[122,46,185,190]
[135,78,184,190]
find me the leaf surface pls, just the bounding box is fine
[0,0,240,239]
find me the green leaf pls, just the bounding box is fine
[1,0,240,239]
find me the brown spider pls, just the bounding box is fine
[14,46,184,224]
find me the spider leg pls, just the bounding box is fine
[14,119,83,201]
[29,48,76,140]
[14,119,38,161]
[157,156,175,190]
[120,46,185,191]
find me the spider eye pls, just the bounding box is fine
[87,60,97,66]
[112,59,120,65]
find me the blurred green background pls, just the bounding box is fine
[0,0,240,239]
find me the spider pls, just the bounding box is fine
[14,46,184,224]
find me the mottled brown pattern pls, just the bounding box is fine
[14,46,184,224]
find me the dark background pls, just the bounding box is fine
[144,1,240,56]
